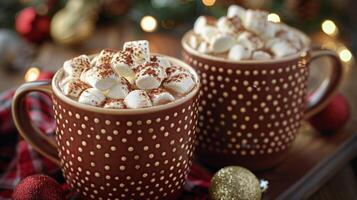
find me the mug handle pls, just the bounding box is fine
[305,48,344,118]
[12,80,60,165]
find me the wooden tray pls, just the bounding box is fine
[256,59,357,200]
[198,120,357,200]
[259,124,357,200]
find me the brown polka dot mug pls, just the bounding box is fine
[12,56,200,200]
[182,31,344,171]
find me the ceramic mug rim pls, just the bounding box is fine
[181,29,311,65]
[51,54,200,115]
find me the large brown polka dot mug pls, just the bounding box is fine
[182,31,344,171]
[12,56,200,200]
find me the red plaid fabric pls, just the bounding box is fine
[0,79,211,199]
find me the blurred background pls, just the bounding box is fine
[0,0,355,91]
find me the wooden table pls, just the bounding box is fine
[1,21,357,199]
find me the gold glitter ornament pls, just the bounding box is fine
[50,0,100,45]
[210,166,262,200]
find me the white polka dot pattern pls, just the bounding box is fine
[183,51,309,169]
[52,93,199,200]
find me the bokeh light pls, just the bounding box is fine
[267,13,281,23]
[322,20,338,36]
[202,0,216,6]
[24,67,40,82]
[338,47,352,62]
[140,15,158,32]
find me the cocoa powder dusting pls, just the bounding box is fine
[73,80,90,90]
[97,63,114,78]
[135,61,159,73]
[142,67,158,76]
[72,57,90,69]
[166,66,183,76]
[97,49,117,64]
[148,88,165,98]
[122,50,134,65]
[166,73,188,83]
[150,55,158,62]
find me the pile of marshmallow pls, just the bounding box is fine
[189,5,308,60]
[60,40,196,109]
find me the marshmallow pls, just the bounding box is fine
[227,5,246,20]
[200,26,220,43]
[148,88,175,106]
[243,9,269,35]
[193,16,216,35]
[124,90,152,109]
[166,66,190,78]
[105,77,131,99]
[59,76,72,88]
[135,62,167,90]
[103,99,126,109]
[194,16,207,34]
[63,55,90,78]
[237,32,263,50]
[90,57,97,67]
[62,79,90,98]
[93,49,117,66]
[278,28,304,50]
[210,34,235,53]
[228,44,251,60]
[270,40,298,57]
[265,38,281,49]
[216,16,243,34]
[81,63,118,91]
[188,34,200,49]
[78,88,106,107]
[252,50,272,60]
[260,22,280,39]
[188,6,308,60]
[111,50,136,83]
[163,73,195,95]
[197,41,211,54]
[79,68,89,83]
[123,40,150,65]
[151,55,171,69]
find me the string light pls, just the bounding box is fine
[322,20,338,36]
[267,13,281,23]
[338,47,352,63]
[24,67,40,82]
[140,15,158,32]
[202,0,216,6]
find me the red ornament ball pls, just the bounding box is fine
[37,71,54,81]
[15,7,50,43]
[309,94,350,134]
[12,174,63,200]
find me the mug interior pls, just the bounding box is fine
[52,54,200,115]
[181,29,311,65]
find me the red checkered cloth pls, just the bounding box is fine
[0,82,211,199]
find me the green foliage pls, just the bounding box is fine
[129,0,197,27]
[0,0,23,29]
[267,0,346,33]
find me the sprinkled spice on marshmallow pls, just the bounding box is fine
[60,40,197,109]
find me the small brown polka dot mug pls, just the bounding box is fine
[182,31,344,171]
[12,56,200,200]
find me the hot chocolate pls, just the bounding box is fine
[188,5,310,60]
[59,40,197,109]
